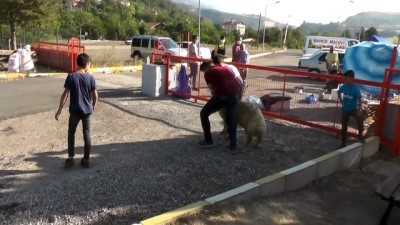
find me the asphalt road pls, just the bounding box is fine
[250,49,302,69]
[0,77,65,120]
[0,50,303,120]
[0,75,138,120]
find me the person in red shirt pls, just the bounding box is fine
[199,54,241,153]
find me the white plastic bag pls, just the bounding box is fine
[7,52,20,72]
[246,95,265,109]
[18,49,34,71]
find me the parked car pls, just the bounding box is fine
[125,37,132,45]
[176,41,211,59]
[298,49,345,74]
[130,35,187,61]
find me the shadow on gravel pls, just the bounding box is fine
[98,88,205,109]
[0,169,42,177]
[268,74,325,85]
[1,121,342,224]
[98,87,145,99]
[100,100,202,135]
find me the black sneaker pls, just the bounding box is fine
[227,145,241,155]
[339,142,346,148]
[80,158,90,169]
[198,140,214,148]
[65,158,75,168]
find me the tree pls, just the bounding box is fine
[0,0,59,49]
[244,27,258,40]
[392,36,399,45]
[198,20,219,44]
[82,0,98,12]
[265,27,281,47]
[59,9,78,39]
[364,27,378,42]
[287,28,304,49]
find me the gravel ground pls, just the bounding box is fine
[0,74,348,224]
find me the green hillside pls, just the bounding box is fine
[1,0,301,48]
[201,9,263,29]
[344,11,400,30]
[174,0,399,39]
[299,11,400,38]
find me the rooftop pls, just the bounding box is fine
[223,19,245,25]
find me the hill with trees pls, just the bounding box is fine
[299,11,400,39]
[0,0,225,49]
[6,0,393,51]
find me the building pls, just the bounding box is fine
[222,20,246,35]
[264,19,276,28]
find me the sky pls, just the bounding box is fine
[199,0,399,27]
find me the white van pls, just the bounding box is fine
[302,36,359,56]
[130,35,187,61]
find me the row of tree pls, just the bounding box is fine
[302,22,380,42]
[0,0,381,51]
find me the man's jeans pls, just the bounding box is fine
[341,109,364,143]
[68,112,91,160]
[189,62,199,88]
[200,95,239,148]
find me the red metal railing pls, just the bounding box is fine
[377,67,400,157]
[156,52,400,158]
[33,37,85,72]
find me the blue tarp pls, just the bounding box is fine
[371,35,391,44]
[343,41,400,96]
[174,64,191,99]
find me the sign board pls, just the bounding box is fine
[264,20,275,28]
[308,37,348,50]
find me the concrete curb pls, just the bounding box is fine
[140,201,210,225]
[0,72,68,80]
[26,73,66,78]
[224,49,287,62]
[89,65,142,73]
[0,72,27,80]
[249,49,287,59]
[137,136,381,225]
[205,183,260,204]
[0,67,138,81]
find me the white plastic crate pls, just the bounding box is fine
[141,64,177,97]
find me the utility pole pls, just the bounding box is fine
[358,11,364,41]
[262,1,280,52]
[282,15,291,48]
[198,0,201,56]
[257,13,261,49]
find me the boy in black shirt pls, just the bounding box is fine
[55,53,98,168]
